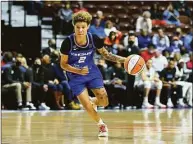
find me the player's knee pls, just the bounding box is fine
[98,94,109,107]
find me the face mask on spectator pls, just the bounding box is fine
[50,44,56,49]
[128,40,134,45]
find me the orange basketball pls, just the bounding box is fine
[124,54,145,75]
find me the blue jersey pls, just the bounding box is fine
[60,33,104,96]
[68,32,96,70]
[61,32,103,79]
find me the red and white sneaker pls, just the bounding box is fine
[89,96,97,112]
[98,123,108,137]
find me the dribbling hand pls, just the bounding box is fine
[79,66,89,75]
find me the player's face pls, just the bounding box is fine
[74,22,89,37]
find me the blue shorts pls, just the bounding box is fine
[68,74,104,97]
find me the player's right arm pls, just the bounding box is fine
[60,38,88,75]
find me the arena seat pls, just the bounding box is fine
[165,24,176,33]
[179,16,191,25]
[141,5,151,11]
[97,4,112,13]
[103,13,116,23]
[158,6,166,13]
[180,25,191,34]
[117,13,129,23]
[71,3,79,10]
[119,22,134,32]
[127,5,141,16]
[84,4,97,13]
[112,5,127,14]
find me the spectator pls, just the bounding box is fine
[108,62,128,109]
[160,59,185,108]
[73,1,87,13]
[152,28,170,52]
[137,29,152,51]
[175,28,185,42]
[135,59,166,108]
[136,11,152,33]
[150,3,166,26]
[52,56,81,110]
[2,53,35,110]
[186,52,193,70]
[167,36,183,54]
[41,39,59,63]
[104,20,117,37]
[173,53,182,63]
[140,43,156,62]
[93,10,106,28]
[32,58,50,110]
[104,21,123,42]
[122,33,140,109]
[162,50,170,60]
[104,31,123,55]
[89,18,106,39]
[163,4,182,26]
[123,30,138,47]
[183,28,193,52]
[41,55,63,110]
[122,34,140,57]
[184,52,193,83]
[152,50,168,74]
[172,1,191,17]
[175,59,192,107]
[97,58,109,81]
[16,55,36,110]
[57,2,73,34]
[1,51,13,69]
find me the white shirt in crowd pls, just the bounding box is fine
[136,16,152,33]
[152,55,168,72]
[144,67,157,80]
[134,67,158,86]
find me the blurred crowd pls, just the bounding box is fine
[1,1,192,110]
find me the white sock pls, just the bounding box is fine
[155,96,160,103]
[179,98,183,104]
[168,98,172,103]
[26,102,30,105]
[97,118,104,125]
[144,97,148,103]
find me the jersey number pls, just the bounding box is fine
[78,56,86,63]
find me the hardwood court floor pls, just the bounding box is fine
[2,109,192,144]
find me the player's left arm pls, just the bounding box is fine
[97,47,126,63]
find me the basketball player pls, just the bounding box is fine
[60,11,126,137]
